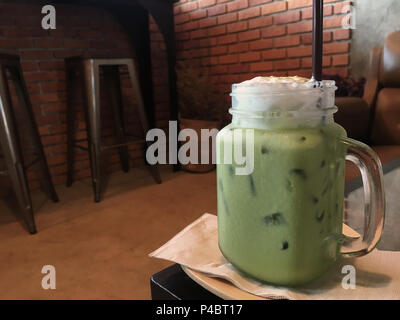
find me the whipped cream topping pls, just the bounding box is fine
[229,76,337,129]
[238,76,311,85]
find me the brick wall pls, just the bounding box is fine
[0,0,352,193]
[173,0,351,101]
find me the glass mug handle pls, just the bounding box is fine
[339,137,385,258]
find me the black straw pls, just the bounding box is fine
[312,0,323,82]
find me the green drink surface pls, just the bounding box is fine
[217,123,347,286]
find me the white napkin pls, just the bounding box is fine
[346,167,400,251]
[150,213,400,300]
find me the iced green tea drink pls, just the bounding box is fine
[217,76,385,286]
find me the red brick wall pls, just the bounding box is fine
[173,0,351,100]
[0,0,352,193]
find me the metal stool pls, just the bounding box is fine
[65,57,161,202]
[0,54,59,234]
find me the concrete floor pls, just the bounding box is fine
[0,166,217,299]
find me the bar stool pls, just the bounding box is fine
[0,53,59,234]
[65,57,161,202]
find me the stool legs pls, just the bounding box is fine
[11,65,59,203]
[65,61,77,188]
[84,60,102,202]
[103,66,129,173]
[65,58,162,202]
[0,65,36,234]
[126,60,161,184]
[65,59,102,202]
[65,59,103,202]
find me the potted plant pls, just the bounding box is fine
[176,63,226,173]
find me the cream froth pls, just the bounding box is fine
[238,76,311,85]
[230,76,337,129]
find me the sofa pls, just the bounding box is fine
[334,30,400,181]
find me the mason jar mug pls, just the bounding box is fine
[216,77,385,286]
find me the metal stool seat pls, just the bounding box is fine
[0,53,59,234]
[65,57,161,202]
